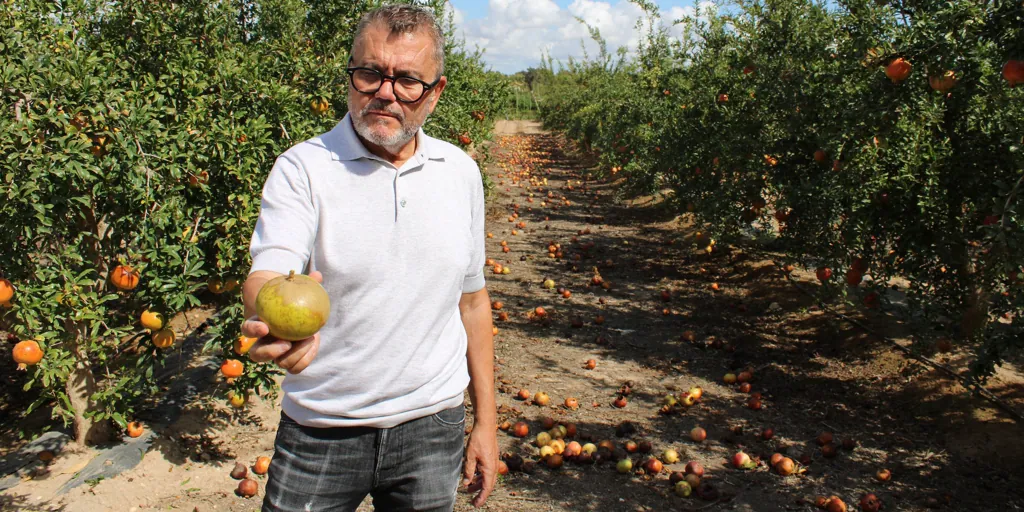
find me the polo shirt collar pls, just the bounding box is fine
[330,112,444,165]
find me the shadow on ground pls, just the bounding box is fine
[479,129,1024,511]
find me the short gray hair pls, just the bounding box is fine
[352,4,446,79]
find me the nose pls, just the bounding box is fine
[374,78,397,103]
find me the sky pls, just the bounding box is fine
[446,0,717,74]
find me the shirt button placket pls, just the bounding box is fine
[393,169,402,220]
[397,169,409,210]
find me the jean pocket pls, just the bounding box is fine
[430,404,466,430]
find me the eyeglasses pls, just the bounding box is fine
[345,67,441,103]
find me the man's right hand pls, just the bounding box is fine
[240,270,323,374]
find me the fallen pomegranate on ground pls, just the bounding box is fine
[731,451,756,469]
[512,421,529,438]
[825,496,848,512]
[817,432,834,446]
[236,478,258,498]
[690,426,707,442]
[859,494,882,512]
[533,391,550,406]
[253,456,271,475]
[643,457,663,474]
[688,386,703,400]
[662,449,680,464]
[673,480,692,497]
[821,443,839,458]
[775,457,796,476]
[685,473,700,488]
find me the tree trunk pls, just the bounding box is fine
[64,202,115,445]
[66,355,112,446]
[961,282,991,339]
[958,242,991,339]
[63,310,113,446]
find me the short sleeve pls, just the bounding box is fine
[462,165,486,293]
[249,155,316,277]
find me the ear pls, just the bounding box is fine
[426,76,447,114]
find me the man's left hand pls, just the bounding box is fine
[462,424,499,507]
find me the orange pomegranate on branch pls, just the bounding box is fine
[1004,59,1024,87]
[221,359,245,379]
[13,340,44,370]
[0,278,14,306]
[885,57,912,83]
[310,97,330,116]
[152,328,175,349]
[929,70,957,93]
[233,335,258,356]
[110,264,140,291]
[140,309,165,331]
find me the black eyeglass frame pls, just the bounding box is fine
[344,66,442,103]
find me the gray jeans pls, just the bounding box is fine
[262,404,466,512]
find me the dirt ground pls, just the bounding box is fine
[2,121,1024,512]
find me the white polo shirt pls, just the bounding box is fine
[248,113,486,428]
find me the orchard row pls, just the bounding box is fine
[534,0,1023,379]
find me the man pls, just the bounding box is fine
[239,4,498,511]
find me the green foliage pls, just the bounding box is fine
[0,0,511,441]
[537,0,1024,380]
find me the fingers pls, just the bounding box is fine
[462,454,478,490]
[287,338,319,374]
[309,270,323,284]
[273,335,315,370]
[248,338,293,364]
[276,334,320,374]
[462,446,497,507]
[472,462,497,507]
[240,314,321,371]
[240,317,269,339]
[468,470,485,491]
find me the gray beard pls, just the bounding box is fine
[352,106,421,154]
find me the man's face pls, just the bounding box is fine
[348,22,447,152]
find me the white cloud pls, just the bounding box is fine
[491,0,561,29]
[445,2,465,27]
[453,0,715,74]
[663,2,718,46]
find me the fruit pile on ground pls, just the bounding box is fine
[477,124,1024,511]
